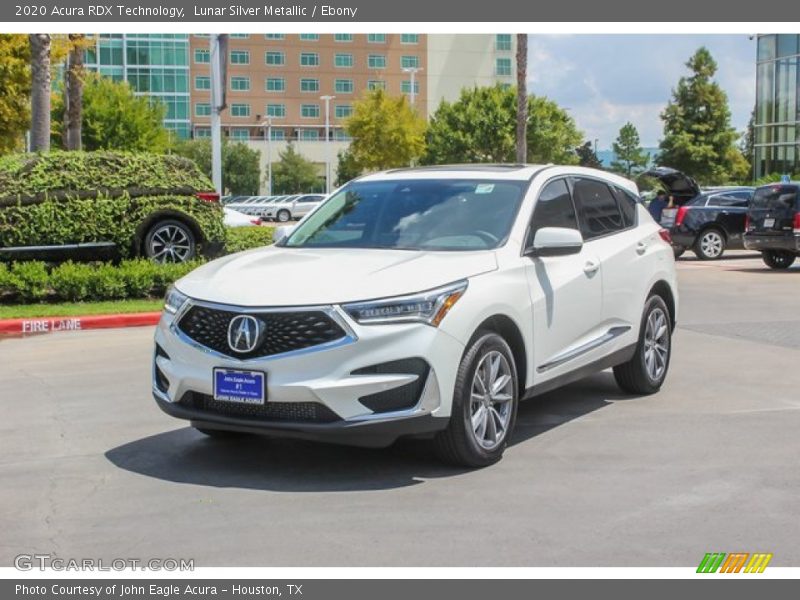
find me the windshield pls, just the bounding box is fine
[282,179,527,251]
[752,186,798,210]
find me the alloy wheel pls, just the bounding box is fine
[469,350,514,450]
[148,223,192,263]
[699,231,724,259]
[643,307,669,382]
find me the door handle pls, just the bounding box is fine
[583,259,600,275]
[636,241,648,255]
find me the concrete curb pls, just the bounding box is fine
[0,312,162,336]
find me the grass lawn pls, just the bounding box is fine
[0,299,163,319]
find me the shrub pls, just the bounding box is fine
[225,226,275,254]
[86,264,128,300]
[117,259,158,298]
[9,261,49,301]
[50,261,95,301]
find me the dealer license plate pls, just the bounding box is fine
[213,368,266,405]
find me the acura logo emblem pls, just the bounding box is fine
[227,315,261,353]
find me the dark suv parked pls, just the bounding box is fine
[643,167,753,259]
[744,183,800,269]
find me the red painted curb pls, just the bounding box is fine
[0,312,162,336]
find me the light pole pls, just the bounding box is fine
[402,67,423,107]
[320,95,335,193]
[261,116,273,195]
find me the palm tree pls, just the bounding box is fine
[515,34,528,164]
[65,33,85,150]
[29,33,51,152]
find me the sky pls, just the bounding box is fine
[527,34,756,151]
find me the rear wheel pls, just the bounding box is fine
[277,209,291,223]
[434,332,519,468]
[762,250,796,269]
[144,219,196,263]
[614,295,672,395]
[694,228,726,260]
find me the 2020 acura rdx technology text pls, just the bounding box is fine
[152,165,678,467]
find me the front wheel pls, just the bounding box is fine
[144,219,196,263]
[694,228,726,260]
[434,332,519,468]
[762,250,796,270]
[276,209,291,223]
[614,295,672,395]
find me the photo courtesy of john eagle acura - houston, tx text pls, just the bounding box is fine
[153,165,678,467]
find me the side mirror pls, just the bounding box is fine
[273,225,295,244]
[527,227,583,257]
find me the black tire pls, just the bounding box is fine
[613,295,672,395]
[194,426,245,438]
[276,209,291,223]
[693,228,726,260]
[762,250,796,270]
[434,332,519,468]
[673,246,686,259]
[144,219,197,263]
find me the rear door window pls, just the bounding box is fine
[612,186,639,228]
[571,178,625,239]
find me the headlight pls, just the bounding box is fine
[343,280,468,327]
[163,285,189,314]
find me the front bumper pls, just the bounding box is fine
[743,232,800,253]
[152,300,465,446]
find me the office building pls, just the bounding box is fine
[754,34,800,178]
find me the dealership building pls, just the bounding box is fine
[85,33,517,190]
[755,34,800,178]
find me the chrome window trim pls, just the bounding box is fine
[170,298,358,363]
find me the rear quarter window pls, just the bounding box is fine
[752,186,799,210]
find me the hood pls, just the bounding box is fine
[643,167,701,200]
[176,246,498,306]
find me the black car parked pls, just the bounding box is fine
[644,167,754,259]
[744,183,800,269]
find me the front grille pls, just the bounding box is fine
[353,358,430,414]
[177,304,347,359]
[180,392,341,423]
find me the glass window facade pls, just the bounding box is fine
[300,53,320,67]
[368,80,386,90]
[194,48,209,63]
[299,34,320,41]
[266,77,286,92]
[368,55,386,69]
[496,34,512,51]
[401,80,420,94]
[266,103,286,118]
[754,34,800,178]
[230,103,251,117]
[85,34,191,138]
[266,51,285,66]
[300,129,320,140]
[334,34,353,42]
[335,53,354,68]
[496,57,512,76]
[401,56,420,69]
[231,76,250,91]
[335,79,354,93]
[230,128,250,140]
[401,34,419,45]
[301,104,320,118]
[368,34,387,43]
[265,34,285,40]
[195,76,210,90]
[270,129,286,140]
[195,103,211,117]
[230,50,250,65]
[301,78,320,92]
[335,104,353,119]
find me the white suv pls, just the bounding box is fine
[153,165,677,467]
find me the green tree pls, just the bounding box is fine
[611,122,648,177]
[424,85,581,165]
[271,144,322,194]
[658,47,749,184]
[171,137,261,195]
[52,73,170,152]
[0,35,31,155]
[336,147,361,186]
[576,141,602,168]
[741,107,755,182]
[345,88,426,171]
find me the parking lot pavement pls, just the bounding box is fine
[1,253,799,568]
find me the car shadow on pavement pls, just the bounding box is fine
[105,372,630,493]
